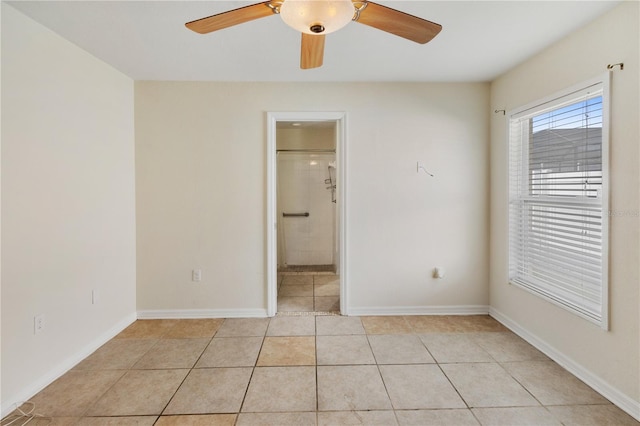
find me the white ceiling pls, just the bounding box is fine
[7,0,620,82]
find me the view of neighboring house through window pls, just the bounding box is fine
[508,76,609,328]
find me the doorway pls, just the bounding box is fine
[266,112,347,316]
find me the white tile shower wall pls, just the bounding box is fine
[278,153,336,266]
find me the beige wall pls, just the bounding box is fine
[135,82,490,315]
[1,4,136,412]
[490,0,639,413]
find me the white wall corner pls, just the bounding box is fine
[489,307,640,421]
[0,313,137,418]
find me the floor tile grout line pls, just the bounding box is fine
[76,321,176,420]
[236,320,269,417]
[467,404,484,425]
[431,340,474,412]
[74,369,127,420]
[314,317,320,386]
[365,334,400,417]
[155,319,229,418]
[495,360,549,409]
[277,272,340,315]
[156,367,194,418]
[315,317,320,415]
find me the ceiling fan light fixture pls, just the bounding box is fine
[280,0,355,35]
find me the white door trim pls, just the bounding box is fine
[266,111,348,316]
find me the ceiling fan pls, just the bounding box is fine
[185,0,442,69]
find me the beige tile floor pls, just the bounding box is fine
[4,315,639,426]
[277,273,340,314]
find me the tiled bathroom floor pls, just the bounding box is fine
[4,315,638,426]
[277,273,340,314]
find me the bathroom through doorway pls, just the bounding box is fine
[266,112,347,316]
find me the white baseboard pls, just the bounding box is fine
[137,308,269,319]
[348,305,490,316]
[489,307,640,422]
[0,313,137,418]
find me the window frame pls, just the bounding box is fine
[507,74,610,330]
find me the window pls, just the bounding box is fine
[508,76,609,328]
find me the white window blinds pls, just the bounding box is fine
[508,77,609,328]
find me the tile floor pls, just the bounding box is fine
[4,315,639,426]
[277,273,340,314]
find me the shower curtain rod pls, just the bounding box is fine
[276,149,336,153]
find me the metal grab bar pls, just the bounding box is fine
[283,212,310,217]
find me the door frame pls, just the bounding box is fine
[266,111,348,316]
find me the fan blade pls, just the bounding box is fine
[300,33,325,69]
[185,2,275,34]
[354,1,442,44]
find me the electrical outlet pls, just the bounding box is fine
[34,314,44,334]
[192,269,202,282]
